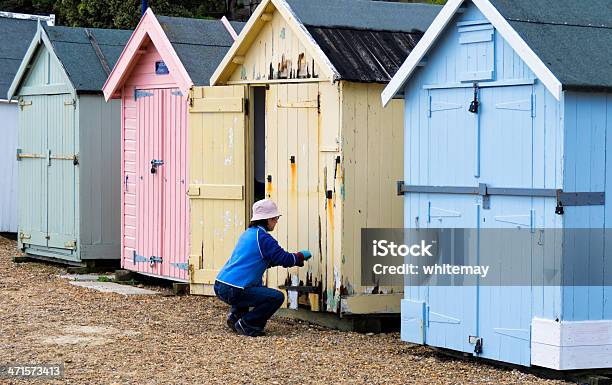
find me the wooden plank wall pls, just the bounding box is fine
[340,82,404,302]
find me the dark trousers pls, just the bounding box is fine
[214,280,284,331]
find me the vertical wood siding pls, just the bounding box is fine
[78,95,121,259]
[0,102,18,232]
[562,92,612,322]
[340,82,404,303]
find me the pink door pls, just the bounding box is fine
[133,88,188,281]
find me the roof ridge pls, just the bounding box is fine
[506,17,612,30]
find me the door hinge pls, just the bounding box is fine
[135,90,154,100]
[133,251,148,263]
[189,97,194,108]
[170,262,189,271]
[317,93,321,114]
[18,99,32,110]
[64,240,77,249]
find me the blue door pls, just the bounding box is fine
[407,85,546,365]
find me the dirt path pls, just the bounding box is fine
[0,236,568,384]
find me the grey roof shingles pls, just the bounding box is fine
[490,0,612,91]
[0,17,38,99]
[287,0,441,82]
[157,16,245,85]
[285,0,441,33]
[42,25,132,92]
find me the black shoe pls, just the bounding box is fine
[226,313,240,332]
[235,319,266,337]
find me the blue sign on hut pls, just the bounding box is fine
[0,13,54,233]
[383,0,612,370]
[7,23,131,265]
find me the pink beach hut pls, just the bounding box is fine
[103,9,243,281]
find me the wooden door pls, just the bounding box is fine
[265,83,320,307]
[46,95,78,256]
[188,85,248,294]
[17,95,48,249]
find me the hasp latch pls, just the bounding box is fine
[397,181,605,215]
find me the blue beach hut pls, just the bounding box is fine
[382,0,612,370]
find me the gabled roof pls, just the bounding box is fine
[211,0,441,85]
[103,9,243,100]
[157,16,244,86]
[383,0,612,106]
[7,23,131,99]
[43,25,132,91]
[0,17,38,99]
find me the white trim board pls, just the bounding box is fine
[381,0,563,107]
[531,318,612,370]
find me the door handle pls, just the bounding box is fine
[151,159,164,174]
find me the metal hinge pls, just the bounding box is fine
[18,99,32,110]
[64,240,77,249]
[133,251,147,263]
[135,90,154,100]
[317,93,321,114]
[170,262,189,271]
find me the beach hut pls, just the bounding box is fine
[0,13,54,233]
[382,0,612,369]
[187,0,440,318]
[7,24,131,264]
[102,10,244,281]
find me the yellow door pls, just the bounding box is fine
[264,83,321,309]
[188,85,248,296]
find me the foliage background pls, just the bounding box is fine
[0,0,446,29]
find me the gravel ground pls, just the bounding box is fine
[0,235,570,385]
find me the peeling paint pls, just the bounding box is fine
[280,27,286,39]
[288,274,299,309]
[228,122,235,147]
[223,210,232,235]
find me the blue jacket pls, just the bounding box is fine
[216,226,304,289]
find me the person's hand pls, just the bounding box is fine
[300,250,312,261]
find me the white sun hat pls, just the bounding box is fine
[251,199,282,221]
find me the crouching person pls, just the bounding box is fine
[214,199,312,337]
